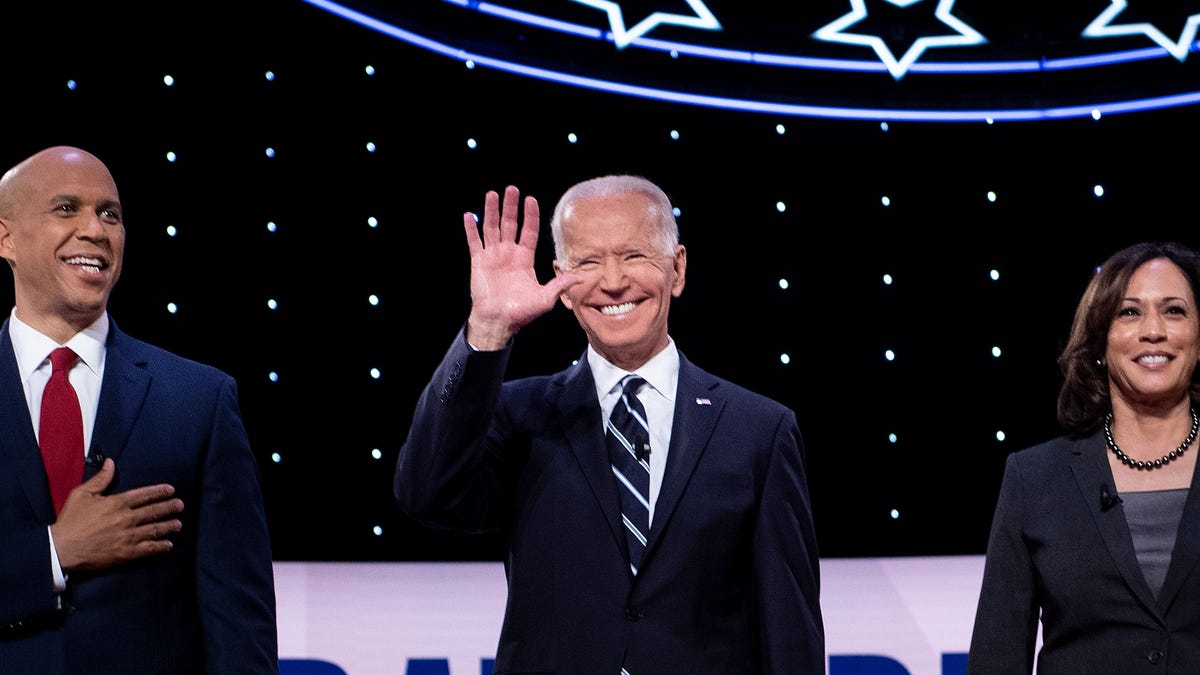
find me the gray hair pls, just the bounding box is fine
[549,175,679,265]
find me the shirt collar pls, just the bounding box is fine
[588,337,679,404]
[9,308,109,381]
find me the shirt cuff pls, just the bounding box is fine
[47,526,67,596]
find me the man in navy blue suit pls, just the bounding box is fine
[396,176,824,673]
[0,145,278,673]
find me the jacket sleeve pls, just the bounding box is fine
[754,408,826,673]
[965,452,1039,674]
[0,527,58,627]
[394,327,512,533]
[194,376,279,674]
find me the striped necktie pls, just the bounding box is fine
[607,374,651,576]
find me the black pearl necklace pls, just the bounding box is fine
[1104,407,1199,470]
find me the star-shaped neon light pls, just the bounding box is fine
[813,0,986,80]
[1083,0,1200,61]
[571,0,721,49]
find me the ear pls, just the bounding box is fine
[0,218,16,265]
[670,245,687,298]
[553,260,575,310]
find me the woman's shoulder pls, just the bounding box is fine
[1011,431,1097,464]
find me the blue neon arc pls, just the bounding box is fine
[447,0,1196,73]
[302,0,1200,122]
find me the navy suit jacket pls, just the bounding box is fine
[0,318,278,674]
[395,330,825,674]
[967,432,1200,674]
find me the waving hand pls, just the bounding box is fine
[463,185,579,350]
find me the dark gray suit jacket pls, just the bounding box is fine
[967,432,1200,674]
[395,329,824,674]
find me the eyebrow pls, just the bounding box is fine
[1122,296,1189,304]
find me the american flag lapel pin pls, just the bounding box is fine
[695,397,711,405]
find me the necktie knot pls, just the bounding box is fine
[49,347,78,374]
[619,374,645,398]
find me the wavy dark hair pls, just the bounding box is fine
[1057,241,1200,436]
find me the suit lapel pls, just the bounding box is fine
[0,320,54,519]
[556,358,627,551]
[1156,447,1200,615]
[642,354,721,561]
[1070,433,1160,616]
[87,323,151,478]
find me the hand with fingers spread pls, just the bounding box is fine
[463,185,580,351]
[49,459,184,572]
[397,174,825,674]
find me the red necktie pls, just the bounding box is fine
[40,347,84,515]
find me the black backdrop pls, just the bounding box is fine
[3,1,1198,561]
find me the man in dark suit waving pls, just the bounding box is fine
[395,175,824,674]
[0,145,278,673]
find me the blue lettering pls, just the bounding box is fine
[405,658,496,675]
[407,659,449,675]
[830,655,912,675]
[942,653,967,675]
[278,659,349,675]
[830,653,970,675]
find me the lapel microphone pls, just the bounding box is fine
[1100,485,1123,512]
[83,449,109,482]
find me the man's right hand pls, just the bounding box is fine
[49,458,184,572]
[463,185,580,350]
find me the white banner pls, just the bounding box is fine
[275,556,988,675]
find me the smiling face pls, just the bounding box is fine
[1105,257,1200,412]
[553,190,686,371]
[0,147,125,342]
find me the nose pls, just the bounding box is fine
[77,212,109,241]
[1141,313,1167,342]
[598,257,626,290]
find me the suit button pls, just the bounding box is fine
[624,607,643,621]
[1147,649,1164,664]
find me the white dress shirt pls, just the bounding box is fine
[589,337,679,527]
[9,309,107,450]
[8,308,109,595]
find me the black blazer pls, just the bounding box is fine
[0,318,278,674]
[967,431,1200,674]
[395,330,825,674]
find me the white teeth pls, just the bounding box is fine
[1139,355,1168,364]
[601,302,636,316]
[65,256,103,271]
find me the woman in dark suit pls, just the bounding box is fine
[967,241,1200,674]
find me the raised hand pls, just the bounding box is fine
[49,458,184,572]
[463,185,579,350]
